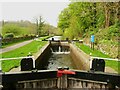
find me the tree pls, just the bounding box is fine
[2,20,37,37]
[58,2,119,41]
[36,16,44,36]
[58,8,71,32]
[103,2,119,28]
[58,2,96,38]
[43,23,60,36]
[2,24,21,37]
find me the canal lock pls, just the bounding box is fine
[35,41,90,71]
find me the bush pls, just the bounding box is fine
[4,33,14,39]
[108,25,119,36]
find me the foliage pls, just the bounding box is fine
[58,8,71,32]
[58,2,119,58]
[2,21,37,37]
[2,35,35,48]
[42,23,60,36]
[1,18,59,38]
[58,2,119,40]
[58,2,96,39]
[4,33,14,39]
[2,24,21,37]
[95,24,119,42]
[35,16,45,36]
[35,16,60,36]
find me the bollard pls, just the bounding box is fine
[52,38,54,41]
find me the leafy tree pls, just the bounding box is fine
[58,2,96,38]
[58,8,71,32]
[58,2,119,39]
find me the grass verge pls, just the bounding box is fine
[75,42,119,73]
[1,39,32,48]
[1,35,51,48]
[1,38,47,72]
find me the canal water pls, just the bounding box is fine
[44,36,76,70]
[47,53,76,70]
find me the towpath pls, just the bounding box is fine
[0,40,33,54]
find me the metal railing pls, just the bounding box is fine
[0,56,35,72]
[90,56,119,61]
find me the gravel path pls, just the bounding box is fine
[0,40,33,54]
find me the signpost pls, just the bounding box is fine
[91,35,95,50]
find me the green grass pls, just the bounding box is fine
[75,42,119,73]
[1,41,47,58]
[75,43,110,58]
[1,39,47,72]
[2,59,21,72]
[1,35,51,48]
[105,60,119,73]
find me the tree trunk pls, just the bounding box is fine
[36,19,39,36]
[105,4,110,28]
[112,2,119,25]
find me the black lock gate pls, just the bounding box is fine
[21,58,33,71]
[91,58,105,72]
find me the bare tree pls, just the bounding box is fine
[35,16,44,36]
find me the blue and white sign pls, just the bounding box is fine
[91,35,95,42]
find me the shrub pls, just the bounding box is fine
[4,33,14,39]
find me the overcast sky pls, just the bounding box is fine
[0,1,70,27]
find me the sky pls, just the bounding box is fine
[0,0,118,27]
[0,1,70,27]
